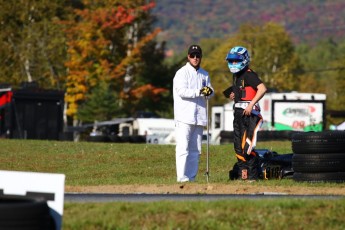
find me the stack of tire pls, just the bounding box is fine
[292,131,345,182]
[0,195,54,229]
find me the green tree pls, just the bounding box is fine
[63,0,170,122]
[77,81,124,122]
[0,0,72,89]
[329,40,345,110]
[133,40,174,117]
[202,22,302,105]
[296,38,345,110]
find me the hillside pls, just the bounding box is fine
[152,0,345,56]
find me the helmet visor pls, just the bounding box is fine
[226,53,244,62]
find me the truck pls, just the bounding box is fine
[210,92,327,144]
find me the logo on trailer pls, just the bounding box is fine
[282,106,316,118]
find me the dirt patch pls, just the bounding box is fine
[65,183,345,195]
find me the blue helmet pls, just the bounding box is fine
[225,46,250,73]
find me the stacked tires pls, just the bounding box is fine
[292,131,345,182]
[0,196,54,229]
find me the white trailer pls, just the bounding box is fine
[86,117,176,144]
[210,92,327,144]
[132,118,175,144]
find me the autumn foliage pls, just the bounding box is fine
[63,1,166,119]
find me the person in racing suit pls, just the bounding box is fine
[223,46,267,181]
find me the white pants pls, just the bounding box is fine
[175,121,203,182]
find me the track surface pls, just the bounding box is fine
[64,193,344,202]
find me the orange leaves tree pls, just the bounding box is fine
[63,0,170,122]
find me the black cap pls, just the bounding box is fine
[188,45,202,56]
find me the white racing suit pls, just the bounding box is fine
[173,62,213,182]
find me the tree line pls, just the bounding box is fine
[0,0,175,126]
[1,1,345,127]
[199,23,345,126]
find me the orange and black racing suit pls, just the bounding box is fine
[232,68,263,180]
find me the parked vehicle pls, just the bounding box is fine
[87,117,176,144]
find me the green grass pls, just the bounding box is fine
[1,139,344,229]
[0,139,293,185]
[63,199,345,230]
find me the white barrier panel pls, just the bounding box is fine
[0,170,65,230]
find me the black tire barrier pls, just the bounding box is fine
[292,153,345,172]
[108,135,122,142]
[88,135,147,143]
[129,135,146,143]
[292,131,345,154]
[219,130,234,139]
[220,138,232,145]
[293,172,345,183]
[87,135,110,142]
[120,136,131,143]
[220,131,301,144]
[0,196,55,230]
[291,131,345,183]
[108,135,146,143]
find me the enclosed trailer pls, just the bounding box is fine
[0,83,64,140]
[211,92,326,144]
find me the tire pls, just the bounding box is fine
[130,135,146,143]
[293,172,345,183]
[0,196,54,229]
[292,131,345,154]
[108,135,122,142]
[87,135,110,142]
[257,131,272,141]
[220,131,233,139]
[120,136,131,143]
[292,153,345,172]
[220,137,232,145]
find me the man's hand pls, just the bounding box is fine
[200,86,213,96]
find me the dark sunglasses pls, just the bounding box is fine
[189,53,201,59]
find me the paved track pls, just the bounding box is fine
[64,193,344,203]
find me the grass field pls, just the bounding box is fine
[0,139,344,229]
[0,139,293,185]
